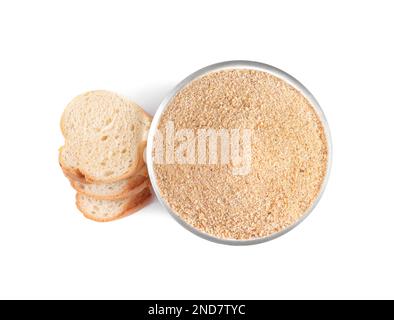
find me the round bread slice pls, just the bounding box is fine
[70,174,148,200]
[59,148,148,184]
[60,90,151,183]
[76,186,152,222]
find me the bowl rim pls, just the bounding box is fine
[146,60,332,245]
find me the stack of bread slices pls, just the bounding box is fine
[59,90,152,222]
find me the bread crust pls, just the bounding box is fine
[70,176,149,200]
[59,143,148,184]
[75,187,152,222]
[115,191,153,221]
[62,160,148,184]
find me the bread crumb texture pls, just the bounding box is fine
[154,69,328,240]
[60,90,150,182]
[77,186,152,222]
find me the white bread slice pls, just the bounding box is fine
[76,186,152,222]
[60,151,148,181]
[70,173,148,200]
[60,90,151,183]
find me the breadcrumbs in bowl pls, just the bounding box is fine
[147,61,331,245]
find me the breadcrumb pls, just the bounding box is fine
[154,69,328,240]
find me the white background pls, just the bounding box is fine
[0,0,393,300]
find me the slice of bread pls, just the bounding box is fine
[76,186,152,222]
[60,150,148,181]
[70,174,149,200]
[60,153,148,185]
[60,91,151,183]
